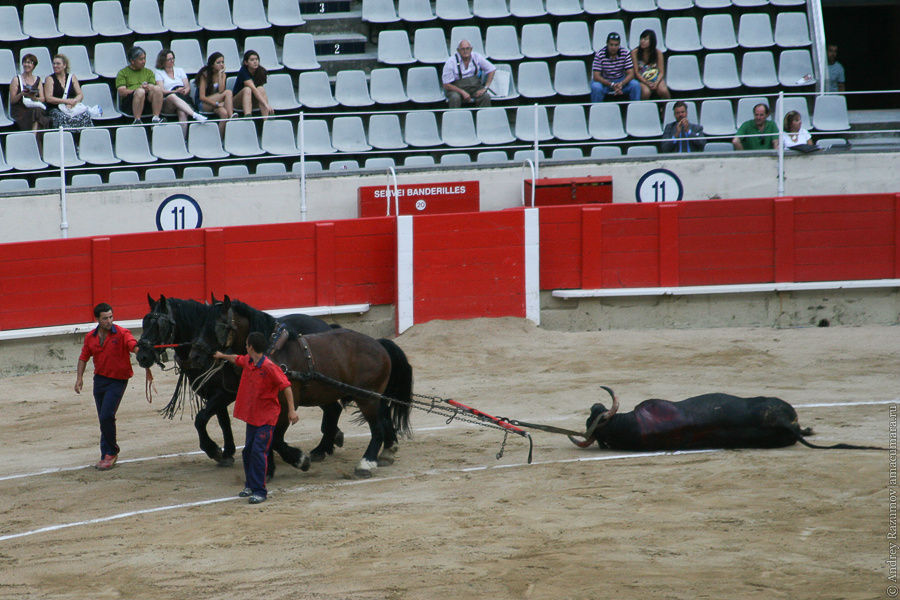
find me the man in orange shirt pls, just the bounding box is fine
[75,303,144,471]
[214,331,298,504]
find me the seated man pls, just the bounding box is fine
[442,40,496,108]
[590,32,640,103]
[732,103,779,151]
[116,46,165,125]
[661,101,706,153]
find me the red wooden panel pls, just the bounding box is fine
[659,203,680,287]
[679,215,774,236]
[204,229,225,300]
[680,248,775,270]
[539,206,582,290]
[796,262,893,282]
[795,228,895,249]
[793,194,894,213]
[680,266,774,286]
[315,223,336,306]
[92,237,112,307]
[774,198,795,283]
[794,211,894,232]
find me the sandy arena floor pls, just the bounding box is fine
[0,319,894,600]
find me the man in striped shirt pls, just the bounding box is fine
[590,32,640,103]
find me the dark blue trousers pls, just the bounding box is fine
[93,375,127,458]
[243,424,274,497]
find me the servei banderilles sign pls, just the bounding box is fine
[358,181,480,217]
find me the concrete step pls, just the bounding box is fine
[314,32,368,56]
[302,10,368,35]
[317,51,379,76]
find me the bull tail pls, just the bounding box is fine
[794,428,885,451]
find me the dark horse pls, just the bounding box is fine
[189,295,413,477]
[135,295,340,477]
[188,296,348,465]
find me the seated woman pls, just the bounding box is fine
[781,110,815,149]
[196,52,234,137]
[233,50,274,119]
[630,29,670,101]
[9,53,51,148]
[154,48,207,134]
[43,54,93,130]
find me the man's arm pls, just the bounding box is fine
[74,359,87,393]
[213,351,238,365]
[660,123,677,153]
[281,386,298,425]
[689,124,706,151]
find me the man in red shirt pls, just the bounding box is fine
[214,331,298,504]
[75,303,143,471]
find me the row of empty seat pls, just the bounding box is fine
[0,95,850,173]
[0,0,305,41]
[363,0,805,23]
[379,12,810,63]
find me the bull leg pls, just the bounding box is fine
[310,402,343,462]
[354,401,384,478]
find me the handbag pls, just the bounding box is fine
[18,76,46,109]
[57,74,101,118]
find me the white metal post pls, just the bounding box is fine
[58,126,68,238]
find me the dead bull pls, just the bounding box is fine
[579,390,883,451]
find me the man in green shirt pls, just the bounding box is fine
[732,103,779,151]
[115,46,165,125]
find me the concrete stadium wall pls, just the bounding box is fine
[3,150,898,243]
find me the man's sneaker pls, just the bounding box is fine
[238,487,253,497]
[248,494,266,504]
[96,454,117,470]
[151,115,165,124]
[132,118,142,125]
[193,113,208,122]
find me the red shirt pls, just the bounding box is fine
[79,324,137,380]
[233,354,292,427]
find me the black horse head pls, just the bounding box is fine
[136,294,177,368]
[188,293,235,370]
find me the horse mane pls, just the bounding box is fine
[228,299,278,336]
[166,298,212,337]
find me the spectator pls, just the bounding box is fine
[825,44,846,93]
[661,100,705,153]
[9,53,50,149]
[233,50,274,119]
[441,39,496,108]
[630,29,670,101]
[732,103,779,151]
[781,110,814,149]
[196,52,234,137]
[116,46,165,125]
[43,54,93,130]
[154,48,207,134]
[590,32,640,103]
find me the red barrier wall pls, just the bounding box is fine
[1,193,898,331]
[412,210,526,323]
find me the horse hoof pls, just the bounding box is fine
[335,430,345,448]
[216,456,234,467]
[377,443,398,467]
[354,459,377,478]
[292,452,311,472]
[310,449,327,462]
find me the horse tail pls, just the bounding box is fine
[378,338,413,438]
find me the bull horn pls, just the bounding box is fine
[568,385,619,448]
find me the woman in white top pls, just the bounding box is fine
[781,110,814,149]
[154,49,206,134]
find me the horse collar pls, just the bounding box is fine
[298,335,317,376]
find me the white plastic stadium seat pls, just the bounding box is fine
[282,33,321,71]
[404,155,436,167]
[218,164,250,178]
[0,7,27,42]
[188,122,229,158]
[520,23,558,60]
[666,54,703,92]
[183,166,215,180]
[23,4,64,39]
[6,133,49,171]
[476,107,515,145]
[93,42,128,78]
[92,1,133,36]
[588,103,627,140]
[701,14,737,51]
[198,0,237,31]
[232,0,270,29]
[414,28,451,64]
[367,114,408,150]
[699,99,737,136]
[778,49,815,87]
[108,170,141,184]
[163,0,201,33]
[514,105,553,142]
[42,131,86,167]
[398,0,436,21]
[244,36,284,71]
[224,120,265,156]
[665,17,701,53]
[629,17,666,52]
[298,119,336,155]
[297,71,338,108]
[261,119,299,155]
[266,73,301,110]
[625,102,663,138]
[377,31,416,65]
[741,51,778,88]
[207,38,242,73]
[556,22,593,57]
[450,26,486,57]
[737,13,774,49]
[702,53,741,90]
[115,126,158,163]
[405,67,446,103]
[331,116,373,153]
[362,0,399,23]
[58,45,98,81]
[152,124,194,160]
[812,95,850,132]
[774,12,811,47]
[256,162,287,176]
[78,128,121,165]
[552,105,590,141]
[58,3,97,38]
[128,0,167,35]
[268,0,306,26]
[516,61,555,99]
[72,174,104,187]
[145,167,178,182]
[370,68,410,105]
[436,0,474,20]
[441,111,480,147]
[404,111,443,147]
[473,0,511,19]
[554,60,591,96]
